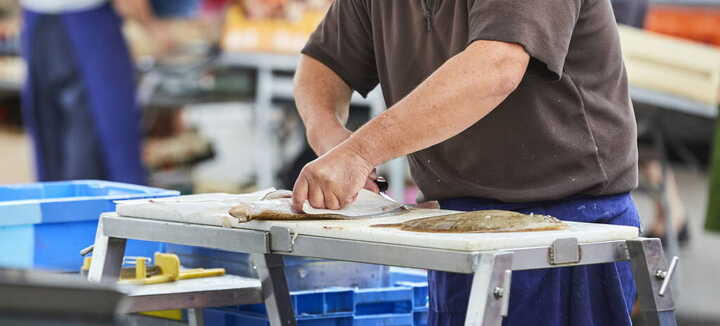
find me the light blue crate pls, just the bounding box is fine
[0,180,179,271]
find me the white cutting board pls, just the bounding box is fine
[117,202,639,252]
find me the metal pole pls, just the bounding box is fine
[251,254,297,326]
[464,252,513,326]
[88,217,127,284]
[627,239,678,326]
[653,129,681,296]
[188,308,206,326]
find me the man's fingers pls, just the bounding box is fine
[363,178,380,193]
[291,176,309,212]
[368,168,378,180]
[308,184,325,209]
[339,192,358,209]
[363,168,379,193]
[339,192,359,209]
[324,192,341,210]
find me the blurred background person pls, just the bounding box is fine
[18,0,161,184]
[611,0,690,246]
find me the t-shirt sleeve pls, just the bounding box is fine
[301,0,378,97]
[468,0,581,80]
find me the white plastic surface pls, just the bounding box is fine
[116,189,403,224]
[117,196,639,252]
[235,209,639,251]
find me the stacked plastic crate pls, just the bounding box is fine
[205,288,356,326]
[389,268,429,326]
[203,268,430,326]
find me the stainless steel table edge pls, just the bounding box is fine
[93,213,677,326]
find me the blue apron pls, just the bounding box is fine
[20,3,146,184]
[428,193,640,326]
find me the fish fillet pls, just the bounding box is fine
[372,210,567,233]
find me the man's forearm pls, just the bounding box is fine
[339,40,530,167]
[294,55,354,155]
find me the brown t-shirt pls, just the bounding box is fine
[302,0,638,202]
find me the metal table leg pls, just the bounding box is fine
[88,218,127,284]
[188,308,205,326]
[627,239,678,326]
[251,254,297,326]
[464,252,513,326]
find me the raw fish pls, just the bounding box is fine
[372,210,567,233]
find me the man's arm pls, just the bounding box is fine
[344,40,529,167]
[294,55,381,193]
[293,55,354,156]
[292,40,529,210]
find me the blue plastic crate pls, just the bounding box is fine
[394,282,428,309]
[234,288,355,316]
[204,309,354,326]
[353,313,414,326]
[354,287,414,316]
[0,180,179,271]
[413,308,428,326]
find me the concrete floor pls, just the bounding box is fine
[0,130,718,325]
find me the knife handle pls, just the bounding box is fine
[375,176,389,192]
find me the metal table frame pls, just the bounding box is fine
[89,213,678,326]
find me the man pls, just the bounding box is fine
[292,1,639,325]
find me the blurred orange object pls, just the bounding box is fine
[221,0,331,53]
[646,5,720,47]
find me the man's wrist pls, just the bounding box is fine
[306,122,350,154]
[341,135,382,169]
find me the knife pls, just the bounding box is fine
[373,176,395,203]
[373,176,415,211]
[373,176,439,210]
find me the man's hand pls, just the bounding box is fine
[292,146,375,212]
[308,125,380,194]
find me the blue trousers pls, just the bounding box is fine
[20,4,146,184]
[428,193,640,326]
